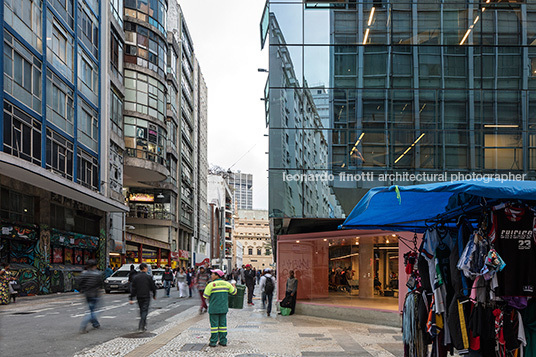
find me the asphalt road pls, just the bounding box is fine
[0,288,199,357]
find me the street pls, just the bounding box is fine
[0,289,197,357]
[0,286,404,357]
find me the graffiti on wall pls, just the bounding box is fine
[98,228,106,271]
[34,226,51,295]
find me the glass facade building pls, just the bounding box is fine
[267,0,536,226]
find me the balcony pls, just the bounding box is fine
[124,148,169,185]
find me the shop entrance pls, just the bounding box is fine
[277,230,402,312]
[328,236,399,309]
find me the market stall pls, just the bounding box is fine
[340,179,536,356]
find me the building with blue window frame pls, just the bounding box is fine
[0,0,128,296]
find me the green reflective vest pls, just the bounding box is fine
[203,278,236,314]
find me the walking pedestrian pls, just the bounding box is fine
[244,264,256,305]
[285,270,298,315]
[256,269,261,284]
[77,259,103,333]
[175,267,188,298]
[196,266,210,314]
[203,269,236,347]
[162,265,174,297]
[128,264,137,283]
[129,263,157,332]
[186,268,193,298]
[259,269,276,316]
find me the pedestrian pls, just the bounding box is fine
[162,265,174,297]
[104,265,114,279]
[175,267,188,298]
[129,263,157,332]
[128,264,137,283]
[196,266,210,314]
[239,265,245,285]
[259,269,276,316]
[285,270,298,315]
[186,268,193,298]
[203,269,236,347]
[77,259,103,333]
[4,264,19,303]
[256,269,261,284]
[0,263,12,305]
[244,264,256,305]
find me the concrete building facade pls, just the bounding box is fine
[233,209,273,270]
[207,174,234,272]
[0,0,128,295]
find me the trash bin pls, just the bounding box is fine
[228,285,246,309]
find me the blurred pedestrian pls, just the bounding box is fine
[259,269,276,316]
[175,268,188,298]
[0,263,12,305]
[203,269,236,347]
[104,265,114,279]
[129,263,157,332]
[162,265,174,297]
[196,266,210,314]
[285,270,298,315]
[77,259,103,333]
[128,264,137,283]
[256,269,261,284]
[186,268,193,298]
[244,265,256,305]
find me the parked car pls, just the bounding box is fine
[104,264,140,293]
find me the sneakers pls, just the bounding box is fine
[248,302,254,306]
[208,344,217,347]
[267,312,270,317]
[218,342,227,347]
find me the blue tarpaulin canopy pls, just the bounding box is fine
[340,179,536,232]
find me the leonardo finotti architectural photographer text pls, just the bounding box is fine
[282,172,527,183]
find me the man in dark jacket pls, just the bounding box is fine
[244,264,256,305]
[129,263,157,332]
[162,265,174,297]
[78,259,103,333]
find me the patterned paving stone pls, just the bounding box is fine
[299,333,324,338]
[379,343,405,357]
[180,343,205,351]
[368,328,399,334]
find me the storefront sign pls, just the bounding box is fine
[125,233,170,250]
[195,258,210,267]
[171,250,190,261]
[129,193,154,202]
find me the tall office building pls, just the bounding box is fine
[0,1,128,295]
[226,172,253,210]
[265,0,536,225]
[121,0,208,268]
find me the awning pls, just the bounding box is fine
[0,153,128,213]
[340,179,536,232]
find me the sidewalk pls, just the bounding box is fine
[74,301,404,357]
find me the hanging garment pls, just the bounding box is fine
[493,308,506,357]
[447,294,471,354]
[520,299,536,357]
[490,206,536,296]
[503,307,521,352]
[458,232,489,280]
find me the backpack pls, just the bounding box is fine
[264,275,274,295]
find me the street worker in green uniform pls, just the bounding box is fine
[203,269,236,347]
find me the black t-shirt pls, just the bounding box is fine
[491,206,536,296]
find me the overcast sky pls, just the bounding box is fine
[179,0,269,210]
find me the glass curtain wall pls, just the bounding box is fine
[268,0,536,224]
